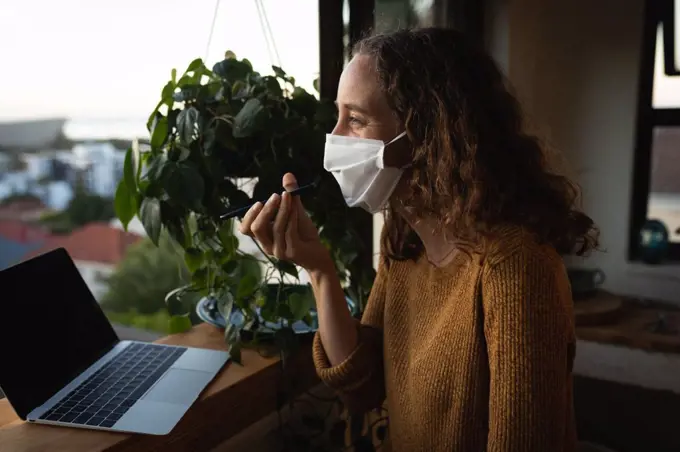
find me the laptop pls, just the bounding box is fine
[0,247,230,435]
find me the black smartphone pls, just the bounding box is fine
[219,181,317,221]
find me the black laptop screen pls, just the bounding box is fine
[0,248,119,419]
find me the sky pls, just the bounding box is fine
[0,1,679,124]
[655,24,680,107]
[0,0,320,122]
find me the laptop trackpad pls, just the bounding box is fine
[142,368,213,406]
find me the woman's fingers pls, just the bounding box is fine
[238,201,264,236]
[282,172,299,191]
[285,192,299,246]
[250,193,281,253]
[272,191,292,259]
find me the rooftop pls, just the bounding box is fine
[24,222,143,265]
[0,220,50,243]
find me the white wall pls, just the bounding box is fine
[498,0,680,304]
[375,0,680,304]
[75,260,114,301]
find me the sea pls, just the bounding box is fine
[64,117,149,141]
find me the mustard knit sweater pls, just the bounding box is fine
[313,229,577,451]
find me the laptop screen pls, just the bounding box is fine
[0,248,119,419]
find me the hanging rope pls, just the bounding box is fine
[254,0,282,68]
[204,0,222,62]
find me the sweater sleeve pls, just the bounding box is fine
[312,256,388,414]
[482,245,576,452]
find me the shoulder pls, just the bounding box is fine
[480,227,574,341]
[480,225,571,311]
[482,225,564,273]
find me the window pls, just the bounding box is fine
[630,0,680,260]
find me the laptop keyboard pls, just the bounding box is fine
[40,343,186,428]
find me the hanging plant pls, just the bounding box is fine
[113,51,376,362]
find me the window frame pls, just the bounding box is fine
[629,0,680,261]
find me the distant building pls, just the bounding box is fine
[71,142,125,196]
[0,197,52,222]
[0,142,126,210]
[0,153,12,172]
[0,118,69,152]
[0,220,51,270]
[23,223,143,301]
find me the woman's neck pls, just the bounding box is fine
[401,213,458,267]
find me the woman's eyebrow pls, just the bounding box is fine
[334,101,370,115]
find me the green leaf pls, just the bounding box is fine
[140,198,162,245]
[272,65,286,78]
[176,146,191,162]
[233,98,265,138]
[224,321,242,364]
[263,76,283,97]
[176,74,193,88]
[165,213,191,249]
[184,247,204,272]
[173,84,202,103]
[276,302,294,320]
[123,147,137,193]
[169,314,192,334]
[161,81,175,108]
[313,77,320,94]
[288,291,314,321]
[236,274,259,301]
[150,116,168,150]
[218,221,238,253]
[165,286,191,316]
[163,163,205,210]
[212,58,252,81]
[222,259,239,274]
[186,58,204,73]
[114,180,137,230]
[191,267,209,288]
[235,255,262,284]
[143,153,168,182]
[228,340,242,365]
[177,107,200,145]
[302,313,314,327]
[231,80,249,100]
[275,259,298,279]
[216,291,235,321]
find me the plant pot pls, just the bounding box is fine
[195,283,357,341]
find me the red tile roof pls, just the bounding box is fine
[0,200,51,222]
[0,220,51,243]
[23,222,143,265]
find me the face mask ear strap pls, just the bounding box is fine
[377,131,410,170]
[386,131,408,146]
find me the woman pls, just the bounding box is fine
[239,27,598,451]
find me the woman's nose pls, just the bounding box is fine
[330,122,349,136]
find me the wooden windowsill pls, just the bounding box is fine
[0,324,319,452]
[575,292,680,354]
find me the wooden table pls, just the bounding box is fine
[0,324,318,452]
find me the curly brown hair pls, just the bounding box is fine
[354,27,599,261]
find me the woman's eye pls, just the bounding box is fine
[348,116,365,127]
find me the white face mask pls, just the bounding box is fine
[323,132,408,214]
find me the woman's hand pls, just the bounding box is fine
[239,173,333,272]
